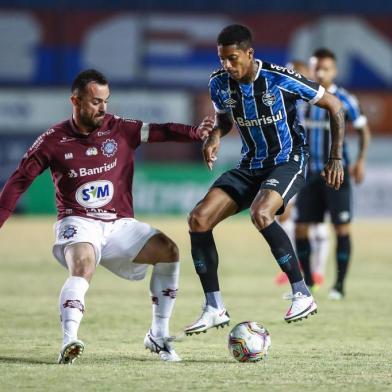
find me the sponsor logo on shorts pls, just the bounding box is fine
[339,211,350,222]
[265,178,279,187]
[101,139,118,157]
[61,225,78,239]
[63,299,85,313]
[162,288,178,299]
[64,152,73,160]
[75,180,114,208]
[262,91,276,106]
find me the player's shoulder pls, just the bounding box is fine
[107,113,142,129]
[335,86,360,107]
[209,67,228,87]
[29,120,69,152]
[260,61,304,80]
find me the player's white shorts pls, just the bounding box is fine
[53,216,158,280]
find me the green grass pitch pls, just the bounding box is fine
[0,216,391,391]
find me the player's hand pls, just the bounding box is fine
[202,133,220,170]
[350,158,365,184]
[321,159,344,190]
[196,115,214,141]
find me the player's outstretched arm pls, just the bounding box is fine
[144,116,214,143]
[202,112,233,170]
[0,169,39,229]
[315,92,345,190]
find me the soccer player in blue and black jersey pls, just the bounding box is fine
[184,25,346,333]
[295,48,371,300]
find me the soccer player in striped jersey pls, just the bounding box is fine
[295,48,371,300]
[184,24,346,334]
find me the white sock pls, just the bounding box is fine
[205,291,225,310]
[59,276,89,346]
[310,224,330,275]
[150,261,179,338]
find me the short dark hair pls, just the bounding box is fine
[71,69,108,95]
[313,48,336,61]
[217,24,252,50]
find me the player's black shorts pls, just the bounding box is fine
[295,169,352,224]
[211,157,308,215]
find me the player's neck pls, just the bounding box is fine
[239,60,259,84]
[72,115,96,136]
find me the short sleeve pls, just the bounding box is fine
[114,116,143,149]
[265,64,325,105]
[19,131,52,179]
[209,76,229,114]
[339,92,367,129]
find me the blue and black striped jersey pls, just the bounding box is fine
[209,59,325,169]
[303,84,367,173]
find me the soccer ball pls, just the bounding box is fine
[228,321,271,362]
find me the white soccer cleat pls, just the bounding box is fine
[284,292,317,323]
[58,339,84,364]
[144,330,181,362]
[184,305,230,335]
[328,288,344,301]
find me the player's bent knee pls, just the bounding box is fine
[188,207,213,232]
[250,208,274,231]
[65,244,96,280]
[164,238,179,262]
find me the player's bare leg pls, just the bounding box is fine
[134,233,181,361]
[185,188,237,335]
[58,242,96,364]
[328,223,351,300]
[250,189,317,323]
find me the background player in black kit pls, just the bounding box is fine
[295,49,371,300]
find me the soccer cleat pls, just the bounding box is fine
[283,292,317,323]
[328,288,344,301]
[144,330,181,362]
[184,305,230,335]
[58,339,84,364]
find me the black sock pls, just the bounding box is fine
[335,234,351,292]
[295,238,314,286]
[260,221,303,284]
[190,230,220,293]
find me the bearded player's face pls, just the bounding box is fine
[314,57,337,88]
[76,82,110,130]
[218,44,253,81]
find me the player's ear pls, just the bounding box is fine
[248,48,254,59]
[70,94,80,107]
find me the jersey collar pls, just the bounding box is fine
[254,59,263,80]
